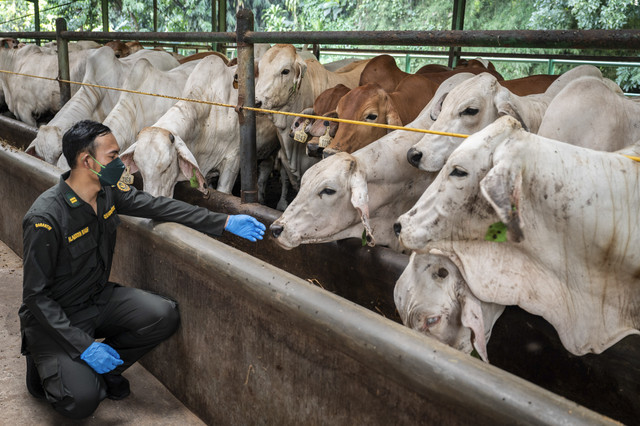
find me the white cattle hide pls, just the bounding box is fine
[396,116,640,355]
[269,73,474,252]
[538,76,640,151]
[121,55,278,199]
[395,251,505,362]
[407,65,604,172]
[27,46,179,164]
[103,59,199,153]
[0,45,91,126]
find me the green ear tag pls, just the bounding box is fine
[485,221,507,242]
[190,168,198,188]
[362,229,367,246]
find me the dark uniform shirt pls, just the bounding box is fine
[19,172,227,359]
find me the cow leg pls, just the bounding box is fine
[257,156,274,205]
[215,161,240,194]
[277,169,290,211]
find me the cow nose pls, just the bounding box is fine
[270,223,283,238]
[393,222,402,237]
[407,148,423,168]
[306,143,323,158]
[255,100,262,108]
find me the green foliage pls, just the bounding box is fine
[0,0,638,90]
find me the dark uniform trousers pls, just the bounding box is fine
[27,285,180,419]
[21,172,227,419]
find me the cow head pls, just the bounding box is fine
[121,127,207,198]
[396,116,523,251]
[314,83,402,158]
[255,44,307,110]
[406,73,527,173]
[395,251,505,362]
[28,126,63,164]
[269,152,373,249]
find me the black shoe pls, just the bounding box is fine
[25,355,46,400]
[102,373,130,400]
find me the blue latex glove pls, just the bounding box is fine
[225,214,266,242]
[80,342,124,374]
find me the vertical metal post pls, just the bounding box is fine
[448,0,466,68]
[236,9,257,204]
[218,0,227,54]
[211,0,218,52]
[55,18,71,108]
[101,0,109,31]
[33,0,41,45]
[153,0,158,32]
[547,59,555,75]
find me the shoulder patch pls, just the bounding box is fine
[34,222,52,231]
[117,181,131,192]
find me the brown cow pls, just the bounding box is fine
[178,50,230,65]
[359,54,410,92]
[105,40,144,58]
[498,74,560,96]
[289,83,350,141]
[307,74,440,157]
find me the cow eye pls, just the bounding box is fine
[365,113,378,121]
[437,268,449,278]
[318,188,336,197]
[425,316,441,328]
[281,69,290,75]
[461,107,479,116]
[449,167,468,177]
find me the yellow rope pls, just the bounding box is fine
[623,155,640,162]
[0,68,470,139]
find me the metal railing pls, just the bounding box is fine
[1,11,639,202]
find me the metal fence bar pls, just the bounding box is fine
[244,29,640,49]
[1,29,640,50]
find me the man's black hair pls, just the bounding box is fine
[62,120,112,169]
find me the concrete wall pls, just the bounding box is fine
[0,141,612,424]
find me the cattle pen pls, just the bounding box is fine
[1,9,639,424]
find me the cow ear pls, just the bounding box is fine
[458,283,490,363]
[348,158,375,246]
[120,142,139,174]
[174,137,207,194]
[294,56,307,91]
[495,88,529,132]
[430,92,448,121]
[480,163,524,242]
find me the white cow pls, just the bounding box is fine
[538,76,638,151]
[0,45,91,126]
[103,58,199,153]
[120,55,278,199]
[395,116,640,356]
[254,44,370,208]
[27,46,179,164]
[269,73,475,252]
[406,65,604,173]
[395,251,505,362]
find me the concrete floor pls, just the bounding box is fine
[0,240,206,426]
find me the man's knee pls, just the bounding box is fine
[138,294,180,340]
[40,356,105,419]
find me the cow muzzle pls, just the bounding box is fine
[407,147,423,168]
[270,223,284,238]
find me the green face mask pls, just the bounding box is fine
[89,154,125,186]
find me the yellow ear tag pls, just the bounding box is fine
[293,128,308,143]
[120,166,134,185]
[318,126,332,148]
